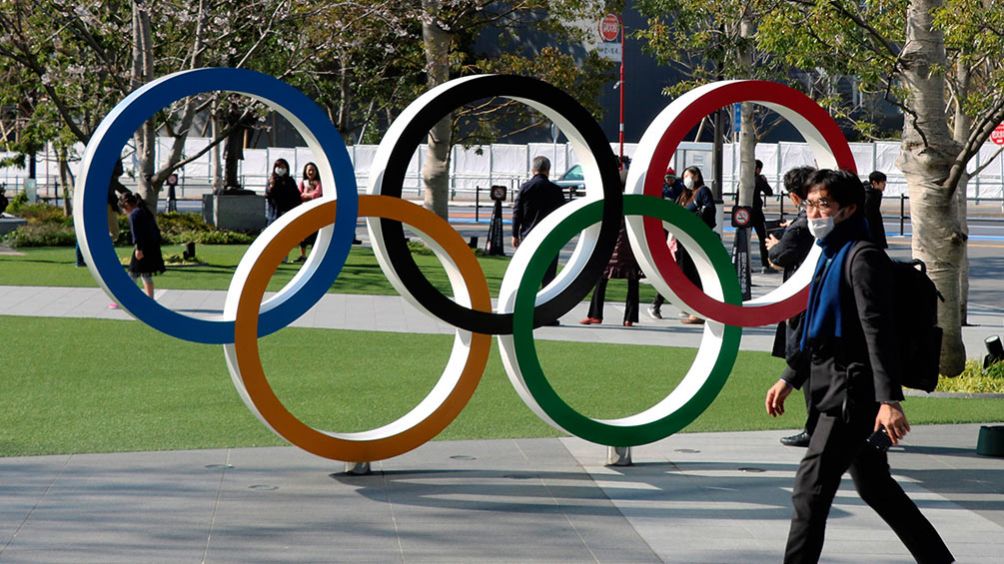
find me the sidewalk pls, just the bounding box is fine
[0,425,1000,562]
[1,281,1001,356]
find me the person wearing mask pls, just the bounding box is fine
[863,170,888,248]
[764,169,953,564]
[265,158,300,224]
[765,166,817,447]
[648,166,715,324]
[511,156,567,297]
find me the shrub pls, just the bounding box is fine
[5,191,29,214]
[3,222,76,247]
[10,202,69,225]
[936,360,1004,394]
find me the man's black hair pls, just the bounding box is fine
[868,170,887,184]
[783,166,817,199]
[755,159,763,172]
[807,169,864,213]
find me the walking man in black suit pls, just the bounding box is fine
[511,156,567,324]
[764,169,953,563]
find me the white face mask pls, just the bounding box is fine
[807,216,835,240]
[683,176,695,190]
[275,167,287,176]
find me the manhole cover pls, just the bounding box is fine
[737,467,766,473]
[674,449,701,453]
[248,484,278,491]
[205,464,234,470]
[450,455,477,461]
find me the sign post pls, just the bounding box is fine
[597,14,625,165]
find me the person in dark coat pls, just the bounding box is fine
[752,159,776,273]
[119,192,165,299]
[581,170,643,327]
[765,166,817,447]
[649,166,715,325]
[265,158,300,225]
[863,170,888,248]
[764,169,953,564]
[511,155,567,288]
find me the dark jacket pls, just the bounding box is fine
[785,239,903,414]
[512,174,566,239]
[753,174,774,213]
[604,221,642,280]
[127,206,165,275]
[768,210,814,359]
[681,185,716,228]
[863,185,887,248]
[267,174,301,216]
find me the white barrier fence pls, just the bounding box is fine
[3,139,1003,202]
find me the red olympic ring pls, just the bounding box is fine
[637,80,857,327]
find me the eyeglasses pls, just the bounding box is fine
[801,198,833,211]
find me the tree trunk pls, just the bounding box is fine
[737,15,756,208]
[895,0,966,376]
[131,1,158,214]
[421,0,452,220]
[952,59,971,326]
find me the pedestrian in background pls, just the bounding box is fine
[296,162,323,262]
[581,170,642,327]
[863,170,888,248]
[753,159,775,273]
[764,169,953,564]
[765,165,817,448]
[648,166,714,325]
[118,192,164,299]
[511,156,567,288]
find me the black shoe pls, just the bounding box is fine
[780,431,811,447]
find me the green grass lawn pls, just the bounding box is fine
[1,316,1000,457]
[0,244,661,303]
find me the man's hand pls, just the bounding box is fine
[765,379,793,417]
[765,234,780,250]
[875,402,910,445]
[134,249,144,261]
[511,236,520,248]
[779,219,792,228]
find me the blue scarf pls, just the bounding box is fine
[800,215,869,351]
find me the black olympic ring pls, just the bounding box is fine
[371,75,623,335]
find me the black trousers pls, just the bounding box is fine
[587,277,639,323]
[752,210,770,267]
[785,411,953,564]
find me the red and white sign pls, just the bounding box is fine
[598,14,620,42]
[991,123,1004,146]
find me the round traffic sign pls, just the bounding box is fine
[992,123,1004,146]
[599,14,620,42]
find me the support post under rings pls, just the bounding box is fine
[606,446,633,467]
[344,461,372,475]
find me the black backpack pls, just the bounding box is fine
[845,241,944,393]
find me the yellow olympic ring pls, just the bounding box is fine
[224,195,492,462]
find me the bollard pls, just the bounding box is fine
[344,461,372,475]
[606,446,633,466]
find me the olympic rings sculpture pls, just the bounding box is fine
[75,68,856,462]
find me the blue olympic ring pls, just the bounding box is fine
[73,68,358,344]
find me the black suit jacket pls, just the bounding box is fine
[786,243,904,414]
[768,211,813,360]
[511,174,566,239]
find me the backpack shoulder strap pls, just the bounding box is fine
[841,240,873,287]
